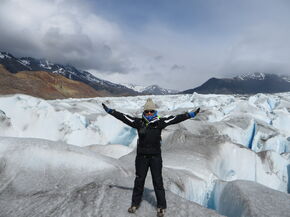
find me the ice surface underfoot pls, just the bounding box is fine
[213,180,290,217]
[0,181,225,217]
[0,137,224,217]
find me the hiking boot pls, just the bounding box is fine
[128,205,139,213]
[157,208,165,217]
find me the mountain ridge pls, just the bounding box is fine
[3,51,290,96]
[182,72,290,94]
[122,83,178,95]
[0,51,176,96]
[0,51,138,97]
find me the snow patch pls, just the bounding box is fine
[19,59,30,66]
[0,52,11,59]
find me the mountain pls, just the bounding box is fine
[122,83,178,95]
[0,51,138,97]
[0,65,104,99]
[121,83,147,93]
[142,84,178,95]
[182,72,290,94]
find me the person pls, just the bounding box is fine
[102,98,200,217]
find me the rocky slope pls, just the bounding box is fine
[0,65,105,99]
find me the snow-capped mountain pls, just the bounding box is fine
[0,51,138,96]
[0,51,32,72]
[121,83,147,93]
[142,84,178,95]
[182,72,290,94]
[0,51,179,96]
[235,72,267,80]
[122,83,178,95]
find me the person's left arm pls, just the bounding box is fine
[160,108,200,128]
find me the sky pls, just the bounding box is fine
[0,0,290,90]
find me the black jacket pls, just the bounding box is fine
[109,110,191,155]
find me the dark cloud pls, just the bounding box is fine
[0,0,130,74]
[1,0,290,90]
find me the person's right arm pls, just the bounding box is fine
[102,103,139,129]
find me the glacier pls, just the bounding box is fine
[0,92,289,217]
[213,180,290,217]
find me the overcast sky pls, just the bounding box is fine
[1,0,290,90]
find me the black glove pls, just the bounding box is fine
[194,107,200,115]
[102,103,112,113]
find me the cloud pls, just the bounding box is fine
[154,56,163,61]
[0,0,130,73]
[1,0,290,90]
[217,23,290,77]
[171,64,185,71]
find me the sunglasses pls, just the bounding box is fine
[144,110,155,114]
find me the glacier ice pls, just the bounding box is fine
[85,144,133,159]
[212,180,290,217]
[288,164,290,193]
[0,92,289,216]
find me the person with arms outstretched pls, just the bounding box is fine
[102,98,200,217]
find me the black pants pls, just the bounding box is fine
[131,154,167,209]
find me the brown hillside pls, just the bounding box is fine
[0,64,107,99]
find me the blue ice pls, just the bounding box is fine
[110,127,137,146]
